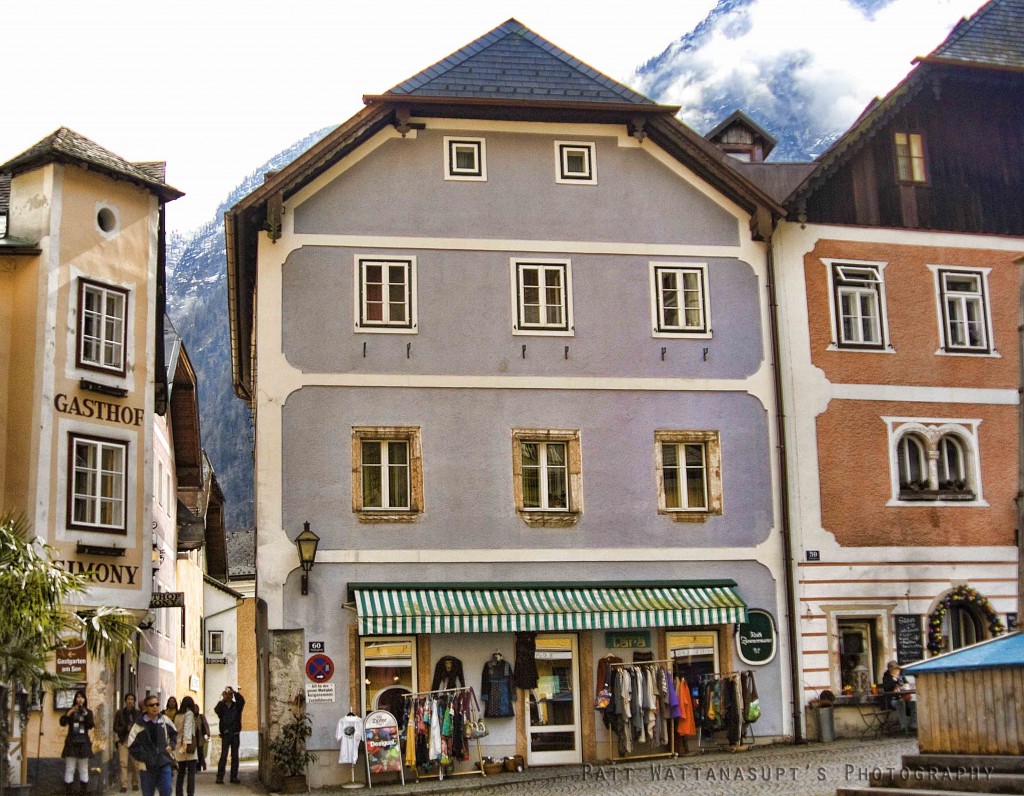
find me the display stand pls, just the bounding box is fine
[401,687,486,783]
[341,763,365,789]
[606,659,677,763]
[363,710,405,789]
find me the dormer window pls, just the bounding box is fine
[894,132,927,183]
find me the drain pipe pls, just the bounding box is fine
[764,228,805,743]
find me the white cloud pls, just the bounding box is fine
[1,0,984,231]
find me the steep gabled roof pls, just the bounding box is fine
[786,0,1023,210]
[372,19,663,108]
[0,127,183,201]
[917,0,1024,72]
[705,109,778,158]
[225,22,783,405]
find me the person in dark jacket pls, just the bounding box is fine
[60,689,95,792]
[214,687,245,784]
[127,695,178,796]
[113,693,141,792]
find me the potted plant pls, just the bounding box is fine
[268,701,317,793]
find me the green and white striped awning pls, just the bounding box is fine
[352,581,747,635]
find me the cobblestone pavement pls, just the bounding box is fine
[331,738,919,796]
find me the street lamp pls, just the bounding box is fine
[296,521,320,596]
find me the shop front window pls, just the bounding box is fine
[361,637,416,716]
[838,619,880,693]
[668,630,719,712]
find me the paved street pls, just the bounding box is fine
[314,738,919,796]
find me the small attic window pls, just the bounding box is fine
[444,137,486,181]
[96,204,120,237]
[894,132,927,183]
[555,142,596,185]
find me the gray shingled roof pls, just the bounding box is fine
[383,19,659,106]
[922,0,1024,70]
[0,127,182,200]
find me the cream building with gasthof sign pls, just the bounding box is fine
[0,128,181,791]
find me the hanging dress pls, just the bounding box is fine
[676,677,696,737]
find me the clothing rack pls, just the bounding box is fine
[605,659,677,762]
[401,687,486,782]
[693,670,757,752]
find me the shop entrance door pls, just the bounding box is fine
[526,634,581,766]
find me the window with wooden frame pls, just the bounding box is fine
[650,262,710,337]
[354,256,417,332]
[208,630,224,656]
[894,132,927,183]
[554,141,596,184]
[444,137,486,181]
[78,278,128,375]
[351,426,423,523]
[655,430,723,522]
[68,433,127,532]
[935,267,992,354]
[511,429,582,527]
[511,259,574,335]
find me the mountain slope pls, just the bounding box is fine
[166,127,333,531]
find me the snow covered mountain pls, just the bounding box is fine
[166,128,332,531]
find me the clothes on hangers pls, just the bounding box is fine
[481,655,515,717]
[431,656,466,691]
[336,713,363,765]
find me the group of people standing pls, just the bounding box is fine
[61,686,245,796]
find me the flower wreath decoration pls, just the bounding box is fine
[927,585,1005,653]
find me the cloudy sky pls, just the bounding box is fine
[2,0,983,234]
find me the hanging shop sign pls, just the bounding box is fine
[604,631,651,650]
[736,609,777,665]
[56,644,87,676]
[894,614,924,666]
[364,710,405,786]
[305,654,334,682]
[150,592,185,609]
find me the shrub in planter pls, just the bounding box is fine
[268,705,317,791]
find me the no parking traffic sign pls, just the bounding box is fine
[305,654,334,682]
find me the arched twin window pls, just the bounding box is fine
[894,425,975,501]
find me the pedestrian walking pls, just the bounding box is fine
[214,687,245,784]
[173,696,198,796]
[59,689,95,793]
[127,696,178,796]
[113,693,141,792]
[194,704,211,771]
[163,696,178,722]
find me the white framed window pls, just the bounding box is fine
[884,417,984,505]
[931,266,994,355]
[511,429,582,527]
[68,433,127,532]
[894,132,927,183]
[208,630,224,655]
[655,430,723,521]
[354,256,417,333]
[824,260,889,351]
[351,426,423,522]
[650,262,710,337]
[78,278,128,374]
[156,460,165,507]
[444,137,486,181]
[554,141,596,184]
[511,259,573,335]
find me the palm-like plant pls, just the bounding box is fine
[1,512,139,789]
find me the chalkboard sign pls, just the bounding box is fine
[894,614,924,666]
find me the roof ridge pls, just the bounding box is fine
[382,18,658,106]
[929,0,995,57]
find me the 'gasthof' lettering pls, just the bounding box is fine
[54,393,143,427]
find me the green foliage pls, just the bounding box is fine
[268,703,316,777]
[1,512,138,784]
